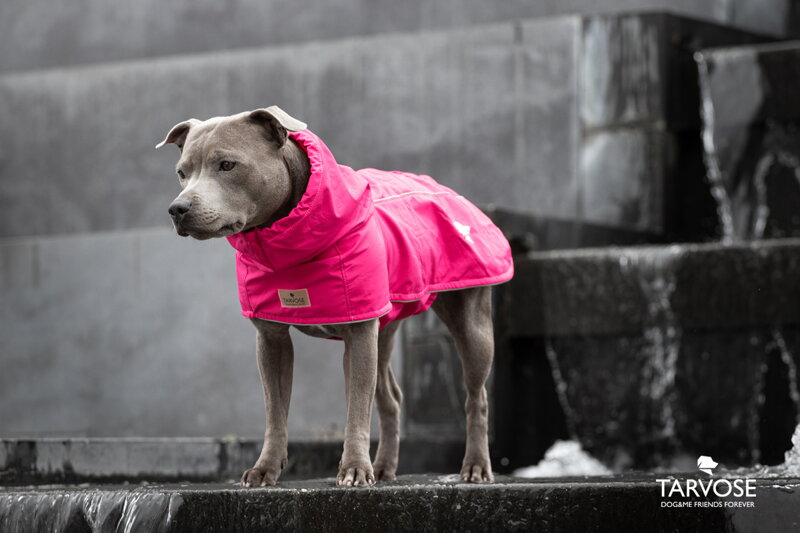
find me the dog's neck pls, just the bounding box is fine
[259,137,311,228]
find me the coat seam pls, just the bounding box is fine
[333,241,353,320]
[241,254,253,312]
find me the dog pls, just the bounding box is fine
[156,106,513,487]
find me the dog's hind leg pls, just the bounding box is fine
[373,320,403,481]
[432,286,494,483]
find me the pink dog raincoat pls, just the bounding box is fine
[226,129,513,329]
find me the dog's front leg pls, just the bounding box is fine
[337,319,379,486]
[241,319,294,487]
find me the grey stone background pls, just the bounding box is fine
[0,0,795,438]
[0,0,793,74]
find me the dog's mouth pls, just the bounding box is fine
[175,220,245,240]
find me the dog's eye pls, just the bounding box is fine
[177,169,186,180]
[219,161,236,172]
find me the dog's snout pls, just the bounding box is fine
[169,198,192,219]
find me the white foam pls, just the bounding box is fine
[512,440,612,478]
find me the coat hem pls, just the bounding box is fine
[388,265,514,301]
[241,303,392,326]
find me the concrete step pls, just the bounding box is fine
[2,474,797,532]
[493,238,800,470]
[0,438,464,485]
[0,0,791,74]
[0,12,768,240]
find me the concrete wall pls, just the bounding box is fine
[0,18,583,239]
[0,228,394,438]
[0,0,789,74]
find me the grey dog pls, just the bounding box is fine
[157,107,500,487]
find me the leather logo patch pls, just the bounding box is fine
[278,289,311,308]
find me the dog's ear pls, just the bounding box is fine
[248,106,307,147]
[155,119,201,149]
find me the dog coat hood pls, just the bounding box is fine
[226,129,513,328]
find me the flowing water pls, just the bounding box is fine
[0,488,181,533]
[696,52,737,242]
[541,246,685,469]
[544,341,579,440]
[696,48,800,241]
[621,247,683,445]
[726,422,800,479]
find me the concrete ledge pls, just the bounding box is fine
[2,475,797,532]
[502,238,800,337]
[0,438,464,485]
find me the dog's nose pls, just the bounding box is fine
[168,198,192,219]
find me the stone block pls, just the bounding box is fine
[33,439,221,479]
[575,12,771,236]
[580,14,665,130]
[502,239,800,338]
[495,240,800,469]
[580,128,669,232]
[579,13,770,132]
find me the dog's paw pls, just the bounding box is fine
[372,461,397,482]
[460,459,494,483]
[336,461,375,487]
[241,457,287,487]
[241,466,278,487]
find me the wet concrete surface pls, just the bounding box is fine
[2,474,799,532]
